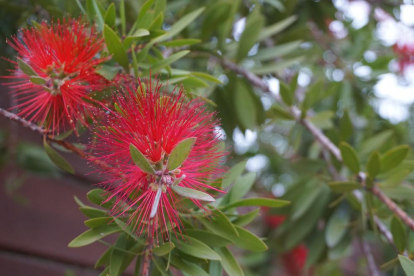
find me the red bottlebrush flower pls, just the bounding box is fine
[281,244,308,276]
[264,213,286,228]
[393,42,414,74]
[92,78,226,241]
[3,18,107,135]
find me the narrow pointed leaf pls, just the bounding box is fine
[167,137,196,170]
[104,24,129,71]
[68,225,122,247]
[223,198,290,209]
[399,255,414,275]
[153,242,175,256]
[391,216,406,253]
[185,230,232,247]
[339,142,360,174]
[43,140,74,174]
[215,247,244,276]
[367,151,381,178]
[30,76,46,85]
[17,58,37,76]
[328,181,360,193]
[162,7,205,41]
[380,145,410,173]
[129,143,156,174]
[258,15,297,41]
[172,235,221,260]
[171,185,215,202]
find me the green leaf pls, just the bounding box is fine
[223,197,290,210]
[169,255,209,276]
[399,255,414,275]
[258,15,297,41]
[30,76,46,85]
[172,235,221,260]
[84,217,112,228]
[198,210,239,240]
[236,8,264,62]
[79,206,107,219]
[103,25,129,71]
[171,185,215,202]
[191,72,223,84]
[266,105,295,120]
[152,258,169,276]
[229,225,268,252]
[235,79,258,130]
[339,142,360,174]
[167,137,196,171]
[159,39,201,47]
[232,208,260,226]
[325,207,350,248]
[91,0,104,31]
[391,216,406,253]
[380,145,410,173]
[291,186,322,220]
[209,260,222,276]
[339,109,353,141]
[43,139,74,174]
[123,28,150,48]
[309,111,334,129]
[185,230,232,247]
[279,82,293,106]
[95,65,119,81]
[359,130,393,156]
[68,225,122,247]
[87,189,114,209]
[104,3,116,27]
[162,7,205,41]
[215,247,244,276]
[153,242,175,256]
[367,151,381,178]
[95,247,112,268]
[250,40,302,61]
[250,56,305,75]
[129,143,156,174]
[17,58,37,76]
[110,233,127,276]
[230,172,256,202]
[222,161,246,189]
[147,50,190,74]
[328,181,360,193]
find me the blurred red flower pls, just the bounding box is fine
[92,78,226,242]
[4,18,107,135]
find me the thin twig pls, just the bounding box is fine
[358,237,382,276]
[141,242,153,276]
[371,186,414,232]
[0,107,115,173]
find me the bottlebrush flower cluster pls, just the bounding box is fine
[92,78,226,241]
[4,18,107,135]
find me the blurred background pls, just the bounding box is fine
[1,0,414,275]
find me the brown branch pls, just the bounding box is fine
[141,243,153,276]
[371,186,414,232]
[0,107,114,173]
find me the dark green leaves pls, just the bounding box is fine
[339,142,360,174]
[43,139,74,174]
[68,225,122,247]
[129,143,156,174]
[185,230,232,247]
[380,145,410,173]
[222,161,246,189]
[279,82,293,106]
[328,181,360,193]
[17,58,37,76]
[391,216,406,253]
[171,185,215,202]
[258,15,297,41]
[167,137,196,171]
[103,25,129,71]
